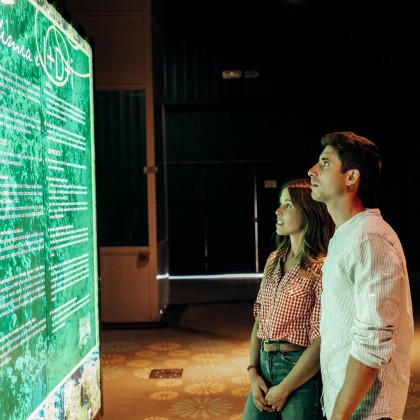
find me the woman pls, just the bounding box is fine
[243,178,335,419]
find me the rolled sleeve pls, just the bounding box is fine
[350,319,394,368]
[350,235,401,368]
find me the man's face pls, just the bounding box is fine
[308,145,348,205]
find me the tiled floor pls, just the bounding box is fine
[99,301,255,419]
[99,292,420,419]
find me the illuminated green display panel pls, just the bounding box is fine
[0,1,100,419]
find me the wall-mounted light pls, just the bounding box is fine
[222,70,242,80]
[1,0,15,4]
[222,69,260,80]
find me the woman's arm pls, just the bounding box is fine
[248,316,274,412]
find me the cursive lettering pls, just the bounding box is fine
[0,19,39,65]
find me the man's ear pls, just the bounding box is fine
[347,169,360,186]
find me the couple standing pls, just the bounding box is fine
[244,131,414,420]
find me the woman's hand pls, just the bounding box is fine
[249,370,276,412]
[265,383,290,412]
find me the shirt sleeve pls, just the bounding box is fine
[308,266,322,343]
[350,233,401,368]
[254,250,278,318]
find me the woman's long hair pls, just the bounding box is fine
[265,178,335,280]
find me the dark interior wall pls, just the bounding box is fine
[162,0,420,274]
[60,0,420,274]
[94,91,148,246]
[165,108,316,274]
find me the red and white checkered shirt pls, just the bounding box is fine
[254,247,323,346]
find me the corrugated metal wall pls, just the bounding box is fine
[89,1,419,275]
[162,3,317,274]
[166,157,307,275]
[164,107,312,274]
[95,91,148,246]
[87,0,419,276]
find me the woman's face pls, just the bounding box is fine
[275,187,304,236]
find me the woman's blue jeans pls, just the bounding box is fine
[243,347,324,419]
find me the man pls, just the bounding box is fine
[308,131,414,419]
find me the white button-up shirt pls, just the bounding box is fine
[320,209,414,419]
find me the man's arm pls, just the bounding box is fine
[331,355,379,420]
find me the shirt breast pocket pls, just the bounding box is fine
[278,281,315,321]
[282,282,312,300]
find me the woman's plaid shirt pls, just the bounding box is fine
[254,247,323,346]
